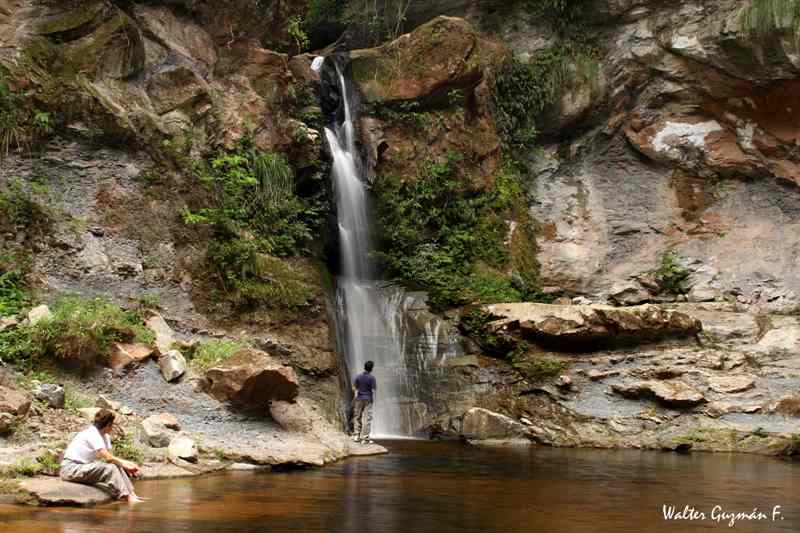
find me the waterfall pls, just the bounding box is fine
[319,57,463,438]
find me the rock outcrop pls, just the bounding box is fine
[483,303,702,350]
[460,407,529,441]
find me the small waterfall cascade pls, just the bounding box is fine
[319,57,464,437]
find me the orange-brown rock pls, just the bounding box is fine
[109,342,154,372]
[202,349,299,411]
[349,16,505,103]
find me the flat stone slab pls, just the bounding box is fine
[18,478,112,507]
[139,462,196,480]
[346,443,389,457]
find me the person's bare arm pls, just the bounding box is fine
[98,448,140,477]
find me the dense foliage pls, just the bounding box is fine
[374,155,540,310]
[741,0,800,40]
[183,143,327,310]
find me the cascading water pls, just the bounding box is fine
[321,58,405,437]
[319,57,465,437]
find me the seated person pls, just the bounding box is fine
[60,408,144,504]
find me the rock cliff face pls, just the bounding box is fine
[2,0,800,462]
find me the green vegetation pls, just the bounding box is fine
[0,179,53,234]
[183,141,327,311]
[0,75,54,159]
[0,295,154,369]
[189,338,250,371]
[64,387,94,411]
[458,309,517,358]
[647,249,690,295]
[114,430,144,463]
[512,356,567,381]
[34,450,60,475]
[492,44,599,152]
[459,311,567,378]
[374,155,540,310]
[0,251,32,317]
[741,0,800,41]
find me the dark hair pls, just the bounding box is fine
[364,361,374,372]
[93,409,115,430]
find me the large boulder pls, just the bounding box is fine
[348,16,505,103]
[142,413,180,448]
[460,407,528,440]
[483,303,702,350]
[18,478,112,507]
[145,314,176,355]
[202,348,299,411]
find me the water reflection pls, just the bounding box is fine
[2,441,799,532]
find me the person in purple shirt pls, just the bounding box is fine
[352,361,376,444]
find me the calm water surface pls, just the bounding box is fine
[2,441,799,532]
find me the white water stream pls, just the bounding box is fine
[322,58,461,437]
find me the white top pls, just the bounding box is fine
[63,425,111,464]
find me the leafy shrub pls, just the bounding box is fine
[374,155,540,309]
[1,296,153,368]
[512,356,567,381]
[492,45,599,151]
[0,251,32,316]
[647,249,690,295]
[113,430,144,463]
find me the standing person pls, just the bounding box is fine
[60,409,144,504]
[352,360,376,444]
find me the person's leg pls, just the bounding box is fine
[362,401,373,442]
[60,461,131,500]
[353,400,365,441]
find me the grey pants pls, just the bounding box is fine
[353,399,373,440]
[60,459,134,499]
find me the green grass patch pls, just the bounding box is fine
[1,295,155,369]
[113,430,144,463]
[189,338,249,372]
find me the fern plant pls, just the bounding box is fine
[741,0,800,41]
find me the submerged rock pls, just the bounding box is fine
[202,348,299,411]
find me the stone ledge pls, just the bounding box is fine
[17,478,112,507]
